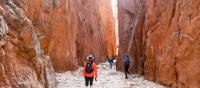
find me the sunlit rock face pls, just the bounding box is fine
[11,0,79,72]
[76,0,106,64]
[76,0,116,65]
[99,0,117,58]
[12,0,116,72]
[144,0,200,87]
[0,0,117,87]
[118,0,200,87]
[34,0,117,70]
[13,0,117,72]
[0,0,56,88]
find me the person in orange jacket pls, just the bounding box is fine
[83,55,97,87]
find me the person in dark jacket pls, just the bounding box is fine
[123,54,130,79]
[108,57,114,69]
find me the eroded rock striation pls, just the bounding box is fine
[99,0,117,58]
[117,0,200,87]
[76,0,116,65]
[0,0,116,87]
[76,0,106,65]
[116,0,146,75]
[10,0,116,72]
[0,0,56,88]
[145,0,200,87]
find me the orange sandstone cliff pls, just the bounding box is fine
[117,0,200,87]
[0,0,116,87]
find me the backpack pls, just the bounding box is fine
[124,57,130,65]
[85,63,94,73]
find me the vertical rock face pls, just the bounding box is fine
[145,0,200,87]
[0,0,117,87]
[30,0,116,71]
[11,0,78,72]
[12,0,116,72]
[99,0,117,58]
[0,0,116,87]
[76,0,105,64]
[0,0,56,88]
[76,0,116,65]
[118,0,200,87]
[20,0,79,72]
[116,0,145,74]
[41,0,79,72]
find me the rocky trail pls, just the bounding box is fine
[56,63,166,88]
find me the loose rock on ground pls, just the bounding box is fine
[56,63,166,88]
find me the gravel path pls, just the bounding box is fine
[56,63,166,88]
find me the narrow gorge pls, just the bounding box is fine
[0,0,200,88]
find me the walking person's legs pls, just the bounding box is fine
[124,64,129,79]
[110,62,113,69]
[89,77,94,86]
[127,64,129,74]
[85,77,90,86]
[109,62,112,69]
[125,69,128,79]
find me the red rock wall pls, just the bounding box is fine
[0,0,56,88]
[118,0,200,87]
[76,0,116,65]
[116,0,145,73]
[117,0,134,71]
[21,0,79,72]
[76,0,106,64]
[145,0,200,87]
[0,0,116,87]
[0,0,116,80]
[41,0,79,72]
[12,0,116,72]
[99,0,117,58]
[11,0,79,72]
[14,0,116,72]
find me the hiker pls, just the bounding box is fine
[108,57,114,69]
[124,54,130,79]
[83,55,98,87]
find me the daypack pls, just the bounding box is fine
[85,63,94,73]
[124,57,130,65]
